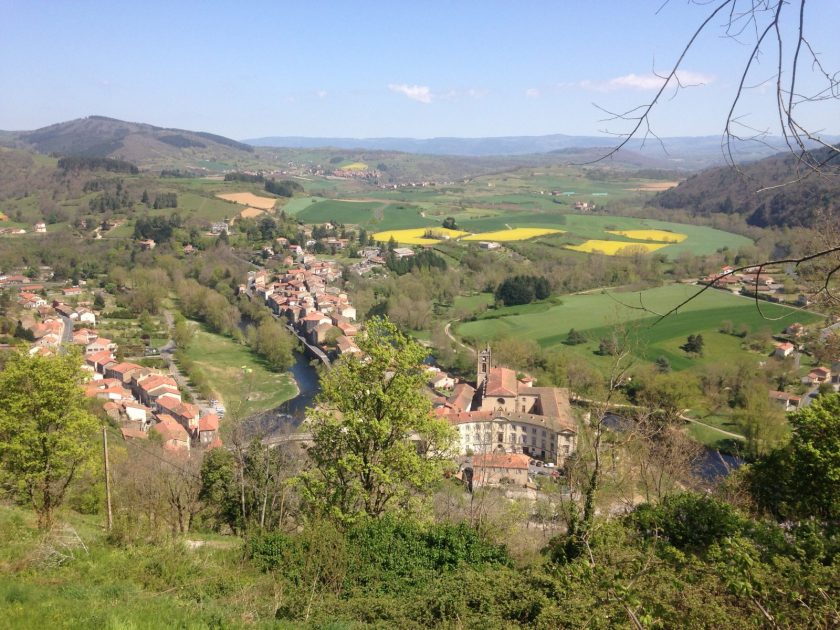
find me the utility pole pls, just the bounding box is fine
[102,427,113,532]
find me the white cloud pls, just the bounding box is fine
[388,83,432,104]
[525,87,540,99]
[579,70,714,92]
[315,90,328,99]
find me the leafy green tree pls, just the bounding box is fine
[565,328,586,346]
[748,393,840,522]
[298,317,454,523]
[655,355,671,373]
[734,382,788,459]
[442,217,458,230]
[681,333,704,355]
[248,318,295,371]
[0,352,100,528]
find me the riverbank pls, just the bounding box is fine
[241,351,321,439]
[181,326,298,426]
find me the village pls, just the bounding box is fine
[242,251,581,491]
[1,269,222,455]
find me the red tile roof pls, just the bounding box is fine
[199,414,219,432]
[485,367,518,397]
[120,427,148,440]
[152,415,189,442]
[472,453,530,470]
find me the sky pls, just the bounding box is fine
[1,0,839,140]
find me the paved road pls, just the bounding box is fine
[59,315,74,344]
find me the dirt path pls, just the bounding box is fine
[681,416,745,441]
[444,320,475,355]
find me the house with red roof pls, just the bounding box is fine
[198,413,220,446]
[152,415,190,451]
[803,366,831,385]
[774,342,795,359]
[768,390,802,412]
[468,453,531,488]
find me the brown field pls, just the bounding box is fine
[625,181,680,192]
[239,207,264,218]
[216,192,278,209]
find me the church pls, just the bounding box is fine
[437,346,578,464]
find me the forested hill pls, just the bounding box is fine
[651,145,840,228]
[1,116,255,170]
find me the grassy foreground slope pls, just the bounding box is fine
[0,505,265,629]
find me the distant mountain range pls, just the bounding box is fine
[0,116,256,170]
[5,116,837,181]
[245,133,836,169]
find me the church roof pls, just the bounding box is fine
[485,367,518,397]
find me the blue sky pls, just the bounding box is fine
[1,1,838,139]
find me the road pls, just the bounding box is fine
[160,310,213,414]
[444,320,475,355]
[59,315,74,344]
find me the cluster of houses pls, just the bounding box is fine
[0,218,48,236]
[767,320,838,411]
[7,279,221,454]
[84,349,221,453]
[349,246,388,276]
[243,259,361,358]
[702,265,808,304]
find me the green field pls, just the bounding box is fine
[297,199,384,224]
[183,327,297,419]
[457,284,823,371]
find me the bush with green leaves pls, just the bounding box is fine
[630,493,744,550]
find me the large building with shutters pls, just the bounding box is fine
[437,346,577,464]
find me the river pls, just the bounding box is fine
[240,350,321,440]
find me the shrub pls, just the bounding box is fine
[631,493,744,550]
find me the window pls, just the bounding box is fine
[497,397,506,405]
[497,433,503,442]
[542,430,546,437]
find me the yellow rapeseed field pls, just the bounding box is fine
[461,228,564,242]
[372,227,469,245]
[341,162,369,171]
[565,240,668,255]
[606,229,686,243]
[216,192,278,210]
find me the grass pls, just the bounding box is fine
[565,239,668,255]
[457,284,823,372]
[0,504,275,629]
[452,292,495,313]
[297,199,383,224]
[280,195,323,215]
[172,191,238,222]
[461,228,565,241]
[183,326,297,419]
[372,205,437,231]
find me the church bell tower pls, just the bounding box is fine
[476,344,492,389]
